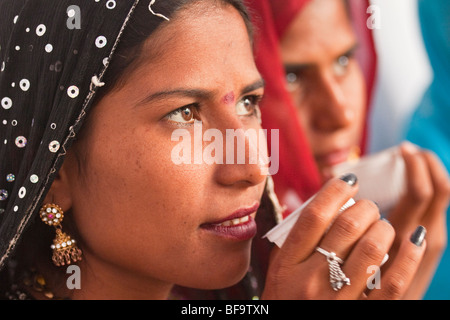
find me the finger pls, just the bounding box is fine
[339,219,395,296]
[388,143,433,226]
[369,226,427,300]
[420,151,450,226]
[316,199,380,260]
[280,173,359,265]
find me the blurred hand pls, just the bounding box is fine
[386,142,450,299]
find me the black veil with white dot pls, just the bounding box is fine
[0,0,142,270]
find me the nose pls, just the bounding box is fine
[212,114,268,188]
[309,72,354,132]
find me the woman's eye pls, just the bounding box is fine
[285,70,306,94]
[166,106,198,124]
[286,72,299,92]
[235,96,262,116]
[333,54,351,76]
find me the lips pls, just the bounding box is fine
[200,203,259,241]
[315,148,351,167]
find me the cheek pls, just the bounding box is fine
[69,124,213,271]
[344,67,367,136]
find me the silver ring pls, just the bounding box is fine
[316,247,351,291]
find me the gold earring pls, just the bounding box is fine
[347,146,361,162]
[39,203,82,267]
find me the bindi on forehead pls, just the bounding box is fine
[222,91,235,105]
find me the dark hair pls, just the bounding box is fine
[1,0,254,298]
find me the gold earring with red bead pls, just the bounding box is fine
[39,203,82,267]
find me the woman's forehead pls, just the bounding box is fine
[280,0,356,63]
[117,5,258,98]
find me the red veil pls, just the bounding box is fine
[246,0,377,215]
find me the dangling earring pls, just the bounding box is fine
[265,176,285,224]
[348,146,361,162]
[39,203,82,267]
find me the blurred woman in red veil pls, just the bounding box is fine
[251,0,449,299]
[253,0,376,211]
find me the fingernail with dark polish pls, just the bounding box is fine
[373,201,381,210]
[340,173,357,186]
[410,225,427,247]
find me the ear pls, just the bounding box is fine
[42,160,74,213]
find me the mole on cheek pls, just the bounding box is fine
[222,91,235,105]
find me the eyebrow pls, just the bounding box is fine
[284,43,360,74]
[136,78,265,106]
[341,43,359,58]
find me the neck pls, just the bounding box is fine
[53,252,174,300]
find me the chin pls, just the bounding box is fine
[181,251,252,290]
